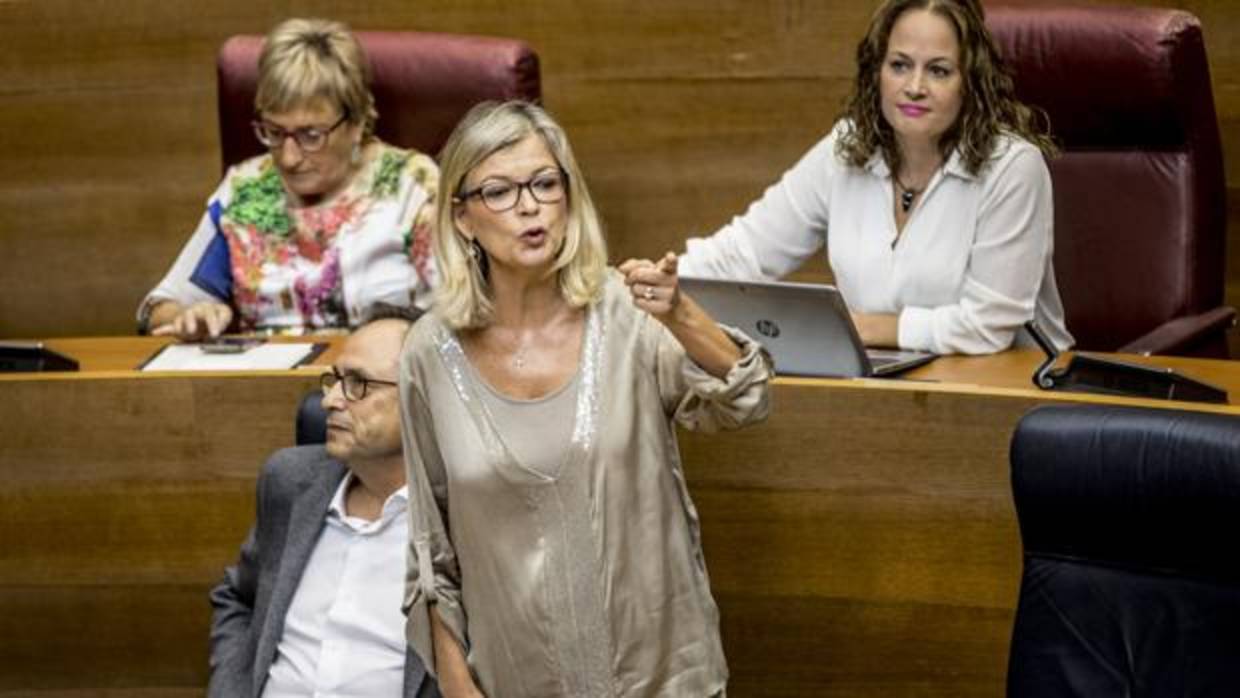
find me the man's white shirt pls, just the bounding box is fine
[262,474,409,698]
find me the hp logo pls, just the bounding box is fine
[755,319,780,338]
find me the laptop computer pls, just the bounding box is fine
[679,276,936,378]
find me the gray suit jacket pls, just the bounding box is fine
[208,445,437,697]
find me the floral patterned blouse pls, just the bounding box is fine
[141,141,437,332]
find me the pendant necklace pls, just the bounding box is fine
[894,161,942,214]
[894,176,921,213]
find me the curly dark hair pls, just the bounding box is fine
[836,0,1056,177]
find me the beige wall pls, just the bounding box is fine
[2,0,1238,345]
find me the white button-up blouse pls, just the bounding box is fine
[681,121,1073,355]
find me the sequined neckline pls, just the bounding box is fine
[430,300,604,483]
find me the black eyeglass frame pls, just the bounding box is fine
[320,367,397,402]
[454,168,569,213]
[252,111,350,153]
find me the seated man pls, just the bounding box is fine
[208,304,438,697]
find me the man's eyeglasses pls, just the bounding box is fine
[320,367,396,401]
[253,112,349,153]
[456,168,568,213]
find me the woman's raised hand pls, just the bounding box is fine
[619,251,681,319]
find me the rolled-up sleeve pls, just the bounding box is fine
[398,349,468,678]
[653,322,773,432]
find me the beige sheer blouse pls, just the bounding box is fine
[398,271,772,697]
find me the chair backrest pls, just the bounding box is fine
[295,389,328,446]
[1007,404,1240,696]
[217,30,542,170]
[986,6,1228,354]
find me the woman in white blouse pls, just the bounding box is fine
[680,0,1073,355]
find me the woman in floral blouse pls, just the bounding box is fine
[140,17,437,339]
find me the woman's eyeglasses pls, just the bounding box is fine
[456,169,568,213]
[253,113,349,153]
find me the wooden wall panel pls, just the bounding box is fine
[3,0,1239,339]
[0,0,858,336]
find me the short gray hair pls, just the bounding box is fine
[255,17,378,139]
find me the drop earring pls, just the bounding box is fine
[351,141,361,166]
[469,238,490,279]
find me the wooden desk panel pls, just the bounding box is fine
[2,341,1238,695]
[0,585,213,691]
[682,354,1240,696]
[0,340,336,693]
[684,384,1033,696]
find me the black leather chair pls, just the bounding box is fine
[295,390,328,446]
[1007,404,1240,696]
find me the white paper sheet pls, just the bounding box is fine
[140,342,321,371]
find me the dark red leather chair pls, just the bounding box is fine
[216,30,541,171]
[987,6,1234,357]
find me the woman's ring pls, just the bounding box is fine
[644,286,655,301]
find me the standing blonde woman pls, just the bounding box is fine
[398,100,772,697]
[140,18,438,339]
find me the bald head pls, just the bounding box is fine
[348,317,411,377]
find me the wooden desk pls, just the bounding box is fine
[681,350,1239,697]
[0,337,340,697]
[1,342,1237,696]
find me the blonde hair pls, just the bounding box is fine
[433,100,608,330]
[255,17,378,138]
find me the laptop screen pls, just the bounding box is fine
[678,276,934,378]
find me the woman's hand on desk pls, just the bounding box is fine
[851,312,900,349]
[150,301,234,340]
